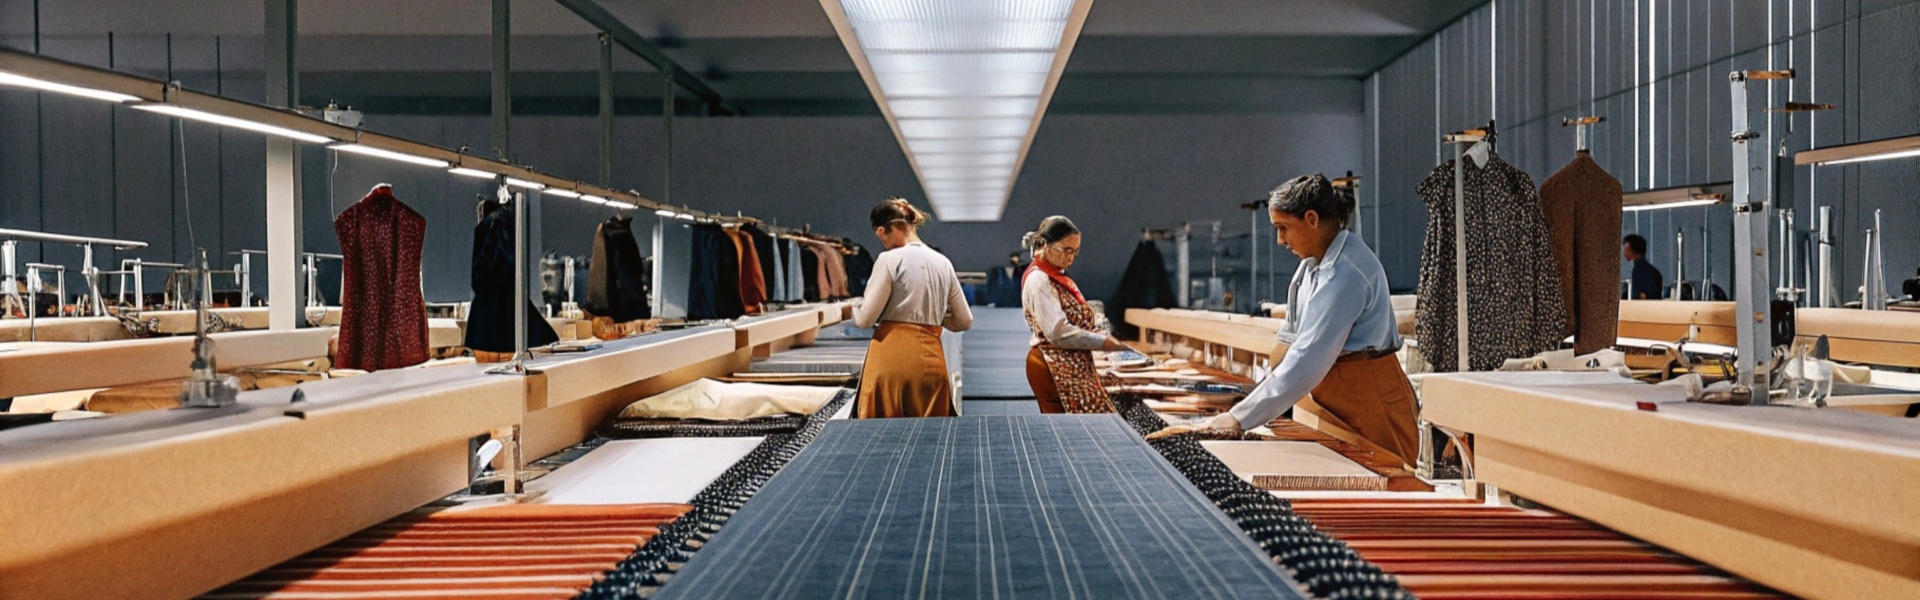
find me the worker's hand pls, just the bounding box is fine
[1144,413,1243,440]
[1100,336,1131,352]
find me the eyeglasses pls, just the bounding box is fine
[1048,245,1079,256]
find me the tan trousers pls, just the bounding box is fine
[856,322,955,418]
[1293,353,1421,468]
[1026,347,1066,414]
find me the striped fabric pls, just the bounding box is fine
[203,504,690,599]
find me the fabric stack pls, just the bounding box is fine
[599,379,848,439]
[202,504,691,600]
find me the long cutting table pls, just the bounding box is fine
[656,415,1309,599]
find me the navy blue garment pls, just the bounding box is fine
[799,244,821,302]
[984,265,1023,307]
[845,243,875,296]
[688,223,745,321]
[465,199,560,352]
[1627,258,1665,300]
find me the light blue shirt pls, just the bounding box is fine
[1228,230,1401,430]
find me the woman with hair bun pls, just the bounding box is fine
[1148,174,1417,468]
[1021,215,1132,413]
[851,198,974,418]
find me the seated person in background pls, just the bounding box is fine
[1622,234,1664,300]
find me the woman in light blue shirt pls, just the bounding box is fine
[1152,174,1419,467]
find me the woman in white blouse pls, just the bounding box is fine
[1021,216,1131,413]
[851,199,974,418]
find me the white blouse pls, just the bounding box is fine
[1022,269,1107,350]
[851,242,974,331]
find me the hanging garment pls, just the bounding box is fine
[333,185,429,371]
[1540,150,1624,355]
[1415,152,1569,372]
[846,244,875,297]
[687,223,746,321]
[1022,267,1115,413]
[799,242,822,302]
[1108,241,1178,339]
[727,228,768,314]
[540,251,568,311]
[585,214,652,322]
[856,322,956,418]
[744,225,784,304]
[465,198,560,353]
[786,239,806,303]
[821,243,851,299]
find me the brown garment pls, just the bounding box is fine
[1026,347,1066,414]
[727,228,767,314]
[856,322,955,418]
[1295,353,1420,468]
[1540,150,1624,355]
[822,244,851,298]
[333,185,430,371]
[1023,278,1115,414]
[806,243,835,300]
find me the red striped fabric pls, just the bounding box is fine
[204,504,691,599]
[1293,499,1785,600]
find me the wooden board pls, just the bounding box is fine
[1617,300,1737,345]
[0,328,336,398]
[1794,308,1920,368]
[1422,372,1920,600]
[0,366,523,600]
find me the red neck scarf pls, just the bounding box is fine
[1027,259,1085,303]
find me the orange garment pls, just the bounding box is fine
[1295,353,1421,468]
[1026,347,1066,414]
[856,322,955,418]
[727,228,767,314]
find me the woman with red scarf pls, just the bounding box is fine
[1021,216,1133,413]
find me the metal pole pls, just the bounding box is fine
[1817,206,1834,308]
[491,0,511,159]
[1248,208,1258,307]
[662,72,673,205]
[1729,71,1775,404]
[1452,141,1469,372]
[1673,229,1685,301]
[1176,224,1190,307]
[1701,225,1711,301]
[264,0,303,330]
[598,32,613,187]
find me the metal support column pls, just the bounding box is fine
[1730,70,1779,404]
[491,0,511,159]
[662,72,673,205]
[598,32,614,187]
[264,0,303,330]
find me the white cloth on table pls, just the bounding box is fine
[617,379,841,420]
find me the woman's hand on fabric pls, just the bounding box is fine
[1100,336,1130,352]
[1144,413,1243,441]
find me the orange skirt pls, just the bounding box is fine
[1295,353,1421,468]
[856,322,955,418]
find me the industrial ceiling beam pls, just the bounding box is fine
[549,0,737,115]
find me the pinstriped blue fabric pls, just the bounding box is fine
[654,415,1308,599]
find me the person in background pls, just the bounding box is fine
[1903,267,1920,301]
[1022,216,1134,414]
[1147,174,1418,467]
[852,198,973,418]
[1622,234,1665,300]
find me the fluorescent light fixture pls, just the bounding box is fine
[605,201,638,210]
[543,188,582,198]
[654,208,678,217]
[330,143,448,168]
[1797,133,1920,166]
[825,0,1091,222]
[1623,198,1723,212]
[1621,182,1731,212]
[580,195,610,205]
[675,212,696,221]
[132,103,332,143]
[502,177,545,190]
[448,167,497,180]
[0,71,141,103]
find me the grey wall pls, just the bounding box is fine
[1364,0,1920,300]
[1,33,1364,313]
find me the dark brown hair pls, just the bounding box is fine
[870,197,927,230]
[1023,215,1079,251]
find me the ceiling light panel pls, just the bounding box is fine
[828,0,1090,222]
